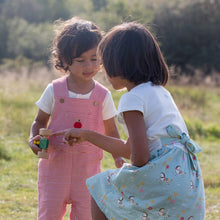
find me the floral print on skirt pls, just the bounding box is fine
[86,125,205,220]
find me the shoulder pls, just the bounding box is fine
[118,82,171,115]
[43,83,54,96]
[130,82,164,94]
[36,82,54,115]
[128,82,171,102]
[120,82,152,103]
[118,86,146,117]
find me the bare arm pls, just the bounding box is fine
[123,110,149,167]
[63,129,131,159]
[29,109,50,155]
[103,117,120,139]
[103,117,127,167]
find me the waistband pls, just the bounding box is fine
[163,125,202,154]
[161,125,202,171]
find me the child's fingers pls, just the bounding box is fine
[62,136,76,144]
[29,135,41,142]
[114,157,126,168]
[29,137,42,155]
[67,137,78,146]
[62,136,68,144]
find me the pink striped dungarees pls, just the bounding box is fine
[38,76,107,220]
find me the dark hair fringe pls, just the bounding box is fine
[98,22,169,86]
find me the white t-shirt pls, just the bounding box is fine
[117,82,188,152]
[36,82,117,120]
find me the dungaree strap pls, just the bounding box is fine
[90,81,108,102]
[52,76,69,98]
[166,125,202,171]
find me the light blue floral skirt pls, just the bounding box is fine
[86,126,205,220]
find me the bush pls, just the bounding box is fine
[153,0,220,75]
[7,19,53,65]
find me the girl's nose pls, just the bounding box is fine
[84,61,93,67]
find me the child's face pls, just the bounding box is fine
[68,47,100,82]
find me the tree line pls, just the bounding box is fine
[0,0,219,76]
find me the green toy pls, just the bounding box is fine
[34,128,52,159]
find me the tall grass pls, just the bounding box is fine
[0,73,220,219]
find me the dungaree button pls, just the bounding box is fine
[60,98,64,103]
[93,101,98,106]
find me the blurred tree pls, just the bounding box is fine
[153,0,220,75]
[7,19,53,64]
[38,0,70,21]
[65,0,93,18]
[0,0,219,77]
[1,0,70,23]
[0,16,9,61]
[92,0,108,11]
[90,0,153,31]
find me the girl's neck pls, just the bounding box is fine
[67,75,95,94]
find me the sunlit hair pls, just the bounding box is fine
[51,17,102,72]
[98,22,169,85]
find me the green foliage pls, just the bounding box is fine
[207,125,220,139]
[1,0,70,23]
[0,0,219,77]
[168,85,220,141]
[0,16,8,60]
[88,0,153,32]
[0,140,11,161]
[0,0,153,64]
[92,0,108,11]
[185,119,220,140]
[6,19,53,64]
[153,0,220,75]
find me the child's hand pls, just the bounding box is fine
[52,128,85,146]
[114,156,126,168]
[29,135,42,155]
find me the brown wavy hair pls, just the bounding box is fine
[51,17,102,72]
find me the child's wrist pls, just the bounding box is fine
[81,129,96,142]
[81,129,91,140]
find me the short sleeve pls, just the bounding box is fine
[102,90,117,120]
[117,92,144,124]
[36,83,54,115]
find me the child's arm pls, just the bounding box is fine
[29,109,50,155]
[123,110,149,167]
[55,128,131,159]
[103,117,126,168]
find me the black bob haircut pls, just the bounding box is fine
[98,22,169,86]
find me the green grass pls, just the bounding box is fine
[0,75,220,219]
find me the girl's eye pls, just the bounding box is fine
[91,58,97,61]
[75,60,84,63]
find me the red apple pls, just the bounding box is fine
[74,119,82,128]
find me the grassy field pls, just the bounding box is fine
[0,72,220,219]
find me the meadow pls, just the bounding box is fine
[0,71,220,219]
